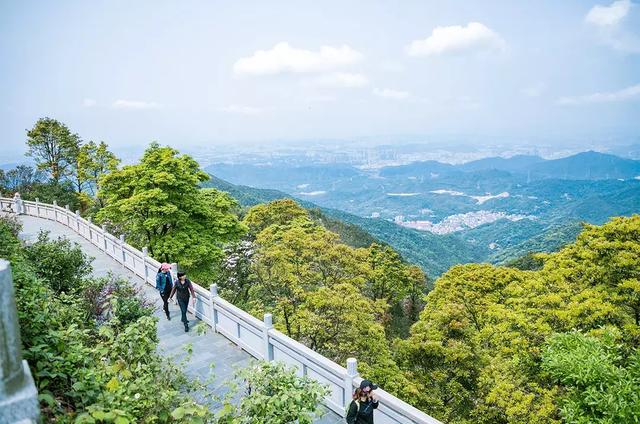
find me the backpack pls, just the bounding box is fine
[346,400,360,422]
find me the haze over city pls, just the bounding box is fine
[2,0,640,161]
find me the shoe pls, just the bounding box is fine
[166,312,171,320]
[184,325,189,332]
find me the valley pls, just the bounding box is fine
[205,150,640,276]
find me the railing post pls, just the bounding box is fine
[101,225,108,252]
[75,210,81,233]
[35,198,40,217]
[52,200,58,221]
[171,263,178,280]
[142,247,149,282]
[119,235,126,264]
[65,205,70,226]
[344,358,358,407]
[263,313,273,361]
[87,217,93,241]
[209,284,219,333]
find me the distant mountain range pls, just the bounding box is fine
[204,150,640,277]
[381,151,640,181]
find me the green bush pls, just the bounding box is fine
[10,223,330,423]
[81,276,155,328]
[542,330,640,423]
[0,214,22,258]
[9,228,200,422]
[23,230,93,293]
[216,361,329,424]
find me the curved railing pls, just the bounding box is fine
[0,196,442,424]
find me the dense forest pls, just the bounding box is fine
[2,118,640,423]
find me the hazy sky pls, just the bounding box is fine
[1,0,639,155]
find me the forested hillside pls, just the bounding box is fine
[396,216,640,423]
[218,198,640,423]
[4,119,640,423]
[202,176,572,276]
[205,154,640,276]
[205,157,640,423]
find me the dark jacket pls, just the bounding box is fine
[172,278,195,301]
[346,398,378,424]
[155,271,173,293]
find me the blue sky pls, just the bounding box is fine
[1,0,639,155]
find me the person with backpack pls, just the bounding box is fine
[155,263,173,320]
[169,271,196,332]
[346,380,379,424]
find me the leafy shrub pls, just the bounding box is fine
[10,221,329,423]
[217,361,329,424]
[8,226,199,422]
[23,230,93,293]
[542,330,640,423]
[82,276,155,327]
[0,214,22,258]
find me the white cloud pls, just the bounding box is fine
[406,22,505,57]
[558,83,640,105]
[585,0,631,26]
[233,42,363,76]
[83,98,97,107]
[220,105,263,115]
[584,1,640,52]
[312,72,369,88]
[112,100,161,110]
[373,88,410,99]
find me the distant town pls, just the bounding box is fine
[392,210,534,235]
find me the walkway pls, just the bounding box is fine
[18,215,342,424]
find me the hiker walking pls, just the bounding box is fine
[169,272,196,332]
[346,380,379,424]
[155,263,173,320]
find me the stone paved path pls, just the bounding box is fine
[18,215,342,424]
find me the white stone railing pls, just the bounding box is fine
[0,196,442,424]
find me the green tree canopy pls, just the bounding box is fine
[240,198,424,398]
[542,329,640,423]
[26,117,81,183]
[396,214,640,423]
[76,140,120,196]
[243,198,311,234]
[96,143,246,280]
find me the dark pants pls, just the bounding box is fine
[177,297,189,325]
[160,290,171,316]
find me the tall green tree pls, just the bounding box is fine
[366,243,411,304]
[26,117,81,183]
[242,199,417,397]
[96,143,245,280]
[243,198,310,234]
[76,140,120,196]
